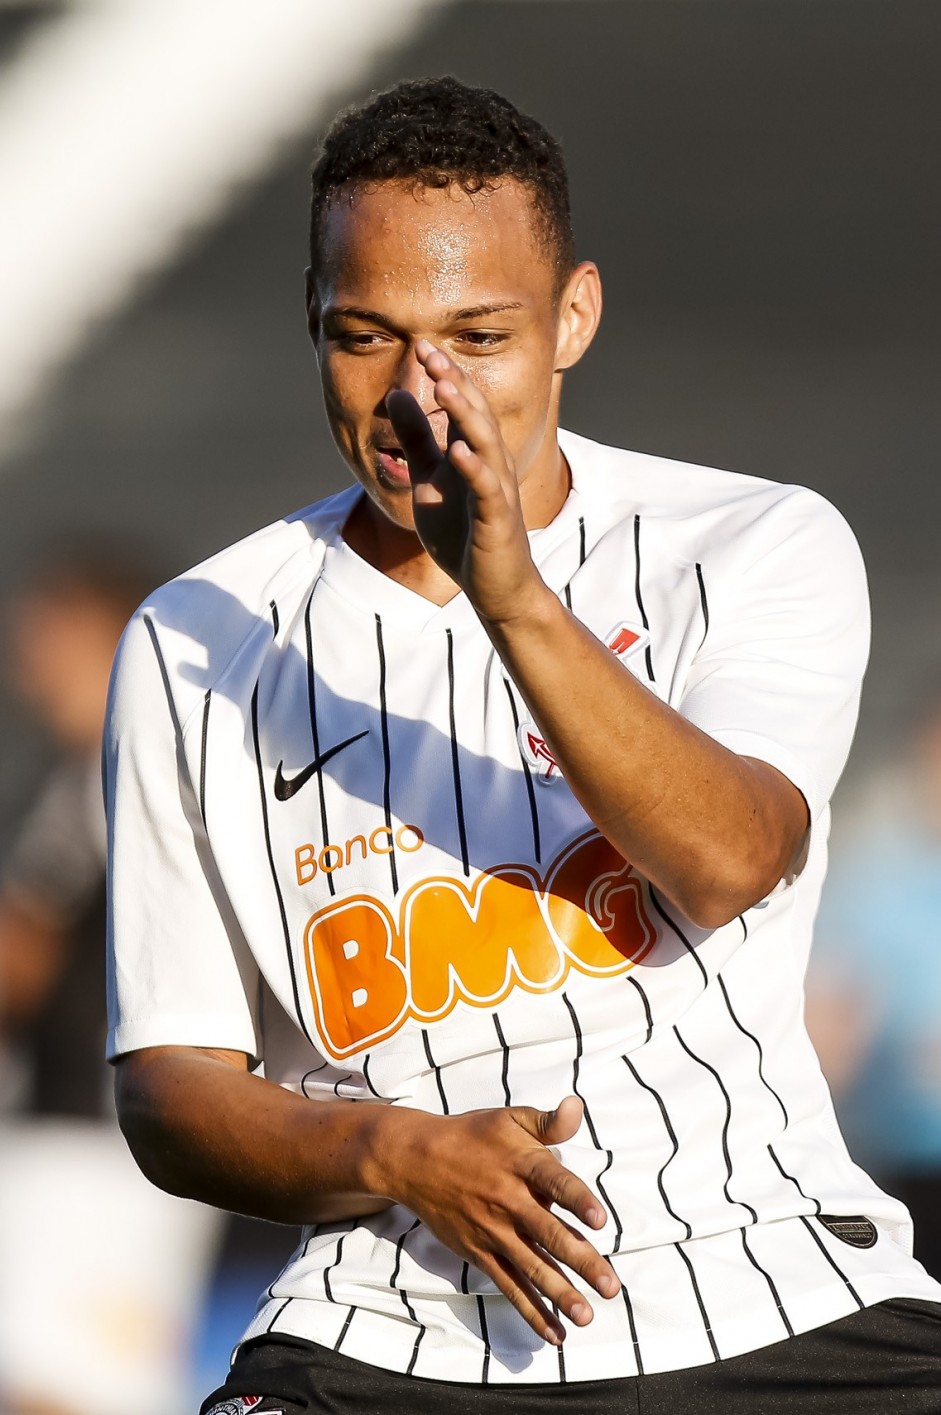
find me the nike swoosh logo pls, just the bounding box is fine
[273,729,369,801]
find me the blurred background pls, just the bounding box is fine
[0,0,938,1409]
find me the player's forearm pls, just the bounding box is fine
[485,581,807,928]
[114,1045,401,1224]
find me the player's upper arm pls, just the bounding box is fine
[105,610,262,1064]
[680,487,868,857]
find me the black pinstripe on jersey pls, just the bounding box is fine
[198,689,211,824]
[632,515,656,683]
[304,586,336,898]
[674,1242,720,1360]
[361,1053,382,1098]
[648,887,709,990]
[422,1029,449,1114]
[626,974,654,1045]
[446,628,470,876]
[673,1025,759,1225]
[740,1229,795,1337]
[502,678,541,862]
[561,992,623,1251]
[374,614,399,893]
[622,1054,692,1242]
[492,1012,511,1106]
[251,608,318,1050]
[561,513,587,611]
[800,1216,865,1310]
[717,969,789,1129]
[390,1215,427,1375]
[334,1305,356,1352]
[695,561,709,650]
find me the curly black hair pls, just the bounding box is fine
[309,76,575,291]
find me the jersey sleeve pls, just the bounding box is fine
[104,610,261,1063]
[679,488,870,837]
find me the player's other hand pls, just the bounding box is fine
[386,341,544,625]
[376,1094,620,1346]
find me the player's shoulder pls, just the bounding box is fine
[561,428,859,560]
[113,485,358,715]
[147,483,355,614]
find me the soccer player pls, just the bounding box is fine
[105,78,941,1413]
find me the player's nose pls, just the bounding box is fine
[389,342,442,420]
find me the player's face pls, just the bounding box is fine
[309,178,597,535]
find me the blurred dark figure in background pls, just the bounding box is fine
[807,684,941,1282]
[0,552,147,1115]
[0,549,221,1415]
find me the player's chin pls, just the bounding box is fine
[362,475,419,531]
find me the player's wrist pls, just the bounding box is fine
[350,1103,432,1204]
[475,571,559,636]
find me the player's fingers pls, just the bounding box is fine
[436,381,506,468]
[446,440,506,509]
[497,1234,596,1328]
[527,1149,609,1233]
[416,340,490,416]
[473,1250,568,1346]
[509,1102,606,1233]
[386,389,444,481]
[523,1205,620,1299]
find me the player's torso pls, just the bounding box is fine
[189,491,719,1100]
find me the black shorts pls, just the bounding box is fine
[200,1298,941,1415]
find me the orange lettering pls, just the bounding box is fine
[396,824,424,853]
[319,844,343,874]
[304,898,407,1058]
[302,831,657,1060]
[369,826,394,855]
[345,834,367,865]
[544,832,655,972]
[406,867,562,1018]
[295,844,317,886]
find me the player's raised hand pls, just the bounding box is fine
[386,340,543,624]
[377,1095,621,1346]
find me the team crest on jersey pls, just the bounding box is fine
[518,725,560,783]
[513,622,648,783]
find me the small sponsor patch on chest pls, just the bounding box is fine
[818,1215,878,1248]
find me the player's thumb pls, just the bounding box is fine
[514,1095,584,1146]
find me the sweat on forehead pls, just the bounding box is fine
[315,178,559,296]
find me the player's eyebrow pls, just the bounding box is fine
[447,301,525,321]
[325,306,396,327]
[326,301,525,327]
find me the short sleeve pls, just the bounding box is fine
[679,489,870,830]
[104,611,261,1062]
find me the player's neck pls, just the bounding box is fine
[342,500,462,605]
[343,444,571,606]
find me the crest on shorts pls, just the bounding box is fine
[205,1398,280,1415]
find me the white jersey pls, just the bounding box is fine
[105,429,941,1384]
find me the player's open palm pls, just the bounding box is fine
[386,341,542,625]
[382,1094,620,1345]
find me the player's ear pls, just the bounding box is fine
[554,261,602,372]
[305,266,322,349]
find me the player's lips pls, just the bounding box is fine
[375,446,411,485]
